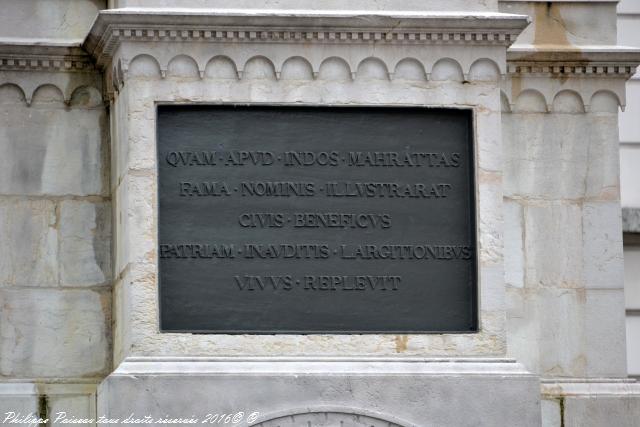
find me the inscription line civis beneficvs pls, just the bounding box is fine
[157,105,477,333]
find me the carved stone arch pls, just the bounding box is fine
[392,58,426,81]
[0,83,28,105]
[356,57,389,80]
[280,56,314,80]
[250,409,414,427]
[69,85,103,109]
[167,54,200,79]
[318,56,352,81]
[589,90,622,113]
[31,84,66,107]
[468,58,501,82]
[128,54,162,78]
[430,58,464,82]
[204,55,238,80]
[242,56,277,80]
[551,89,585,114]
[513,89,548,113]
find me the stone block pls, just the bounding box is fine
[524,202,583,289]
[564,396,640,427]
[0,198,110,288]
[59,200,111,287]
[534,288,586,377]
[582,202,624,289]
[0,0,104,42]
[0,289,110,378]
[504,114,590,200]
[500,1,617,46]
[507,287,586,376]
[0,384,38,426]
[504,199,524,288]
[503,110,619,201]
[0,199,58,287]
[583,112,620,200]
[584,289,627,377]
[0,93,106,197]
[47,384,97,427]
[541,398,561,427]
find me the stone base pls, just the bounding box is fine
[97,357,540,426]
[541,379,640,427]
[0,382,97,426]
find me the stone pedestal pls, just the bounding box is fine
[84,8,543,425]
[98,358,540,426]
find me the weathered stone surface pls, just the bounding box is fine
[503,112,618,201]
[59,200,111,287]
[541,398,561,427]
[582,202,624,289]
[507,287,586,376]
[0,289,110,378]
[98,359,540,427]
[503,198,524,288]
[0,199,58,287]
[524,202,583,289]
[0,383,97,426]
[564,396,640,427]
[0,198,110,288]
[0,0,104,42]
[0,93,107,197]
[48,388,97,427]
[584,289,627,377]
[0,384,38,426]
[509,286,628,378]
[499,1,617,46]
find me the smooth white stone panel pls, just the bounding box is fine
[0,86,107,197]
[0,289,110,378]
[97,358,540,427]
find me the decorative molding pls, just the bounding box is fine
[112,357,532,375]
[507,46,640,78]
[0,42,103,104]
[500,46,640,111]
[541,379,640,398]
[84,9,530,68]
[116,52,500,82]
[0,42,96,73]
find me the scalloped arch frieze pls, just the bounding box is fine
[501,78,626,113]
[120,52,504,86]
[0,81,103,107]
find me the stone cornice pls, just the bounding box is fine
[0,41,96,73]
[507,46,640,78]
[84,9,530,68]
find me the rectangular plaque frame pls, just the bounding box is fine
[157,105,478,334]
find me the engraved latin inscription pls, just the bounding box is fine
[157,106,477,333]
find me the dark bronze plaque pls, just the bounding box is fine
[157,105,477,333]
